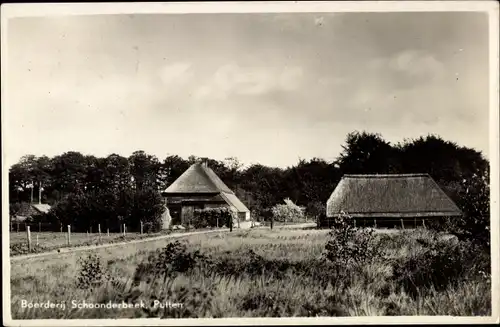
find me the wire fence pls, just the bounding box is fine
[9,221,157,234]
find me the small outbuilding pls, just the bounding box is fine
[12,202,51,222]
[161,160,251,227]
[324,173,462,228]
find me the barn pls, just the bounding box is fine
[324,173,462,228]
[161,160,251,227]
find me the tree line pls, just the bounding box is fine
[9,131,490,245]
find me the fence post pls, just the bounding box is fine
[401,219,405,229]
[216,218,219,228]
[60,223,63,233]
[422,220,426,229]
[140,221,143,235]
[27,226,32,252]
[36,234,39,247]
[107,228,110,237]
[123,224,126,236]
[270,216,274,230]
[98,224,101,237]
[374,218,377,229]
[67,225,71,246]
[354,219,356,228]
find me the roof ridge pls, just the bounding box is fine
[198,163,234,194]
[198,164,224,193]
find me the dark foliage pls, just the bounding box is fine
[192,207,235,228]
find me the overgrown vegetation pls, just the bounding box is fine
[11,227,491,319]
[192,208,235,229]
[323,212,380,267]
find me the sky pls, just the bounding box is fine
[4,11,490,168]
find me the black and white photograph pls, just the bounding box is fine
[2,1,499,325]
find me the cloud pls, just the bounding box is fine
[159,62,193,85]
[195,63,303,99]
[369,50,445,85]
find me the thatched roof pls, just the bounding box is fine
[32,203,51,214]
[15,203,51,216]
[163,162,250,213]
[326,173,462,218]
[220,192,250,213]
[163,162,233,194]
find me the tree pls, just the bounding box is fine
[131,187,165,232]
[129,151,161,190]
[291,158,340,206]
[397,134,488,183]
[159,155,190,190]
[103,154,131,193]
[337,131,399,174]
[50,152,88,197]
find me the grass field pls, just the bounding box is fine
[10,227,491,319]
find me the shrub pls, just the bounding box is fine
[323,212,380,267]
[271,198,306,223]
[391,235,490,298]
[192,207,236,229]
[10,243,46,256]
[76,253,105,289]
[432,174,490,248]
[133,241,208,285]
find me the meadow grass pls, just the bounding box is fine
[10,228,491,319]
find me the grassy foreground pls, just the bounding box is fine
[10,228,491,318]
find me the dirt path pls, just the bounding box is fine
[10,228,229,262]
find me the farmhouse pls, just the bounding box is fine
[161,160,251,226]
[324,173,462,228]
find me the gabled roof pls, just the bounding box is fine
[326,173,463,218]
[163,163,233,194]
[220,192,250,213]
[32,203,51,214]
[15,202,51,217]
